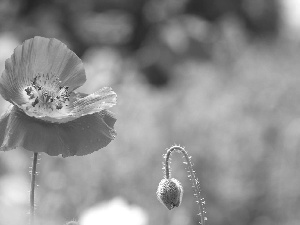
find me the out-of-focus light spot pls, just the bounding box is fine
[0,33,19,71]
[77,11,133,45]
[144,0,188,22]
[0,174,27,225]
[79,197,148,225]
[281,0,300,38]
[182,16,210,42]
[160,21,189,54]
[0,174,28,205]
[80,47,122,93]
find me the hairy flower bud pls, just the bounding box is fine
[156,178,183,210]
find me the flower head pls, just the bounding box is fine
[0,36,117,157]
[156,178,183,210]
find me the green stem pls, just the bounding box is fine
[30,152,38,225]
[164,146,206,225]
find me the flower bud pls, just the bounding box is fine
[156,178,183,210]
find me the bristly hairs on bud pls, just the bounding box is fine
[157,177,183,210]
[158,145,208,225]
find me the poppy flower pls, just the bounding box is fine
[0,36,117,157]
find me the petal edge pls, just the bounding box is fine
[0,36,86,105]
[0,106,116,157]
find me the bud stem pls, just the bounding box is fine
[30,152,38,225]
[164,145,206,225]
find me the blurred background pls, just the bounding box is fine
[1,0,300,224]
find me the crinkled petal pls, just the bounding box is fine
[0,106,116,157]
[0,36,86,105]
[69,87,117,117]
[0,105,13,146]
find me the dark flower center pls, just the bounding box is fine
[21,73,70,117]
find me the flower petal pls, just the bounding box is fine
[0,106,116,157]
[0,36,86,105]
[69,87,117,117]
[0,105,13,146]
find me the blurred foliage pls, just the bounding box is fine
[1,0,300,225]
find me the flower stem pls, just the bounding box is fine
[30,152,38,225]
[164,145,207,225]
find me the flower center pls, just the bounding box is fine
[20,73,70,118]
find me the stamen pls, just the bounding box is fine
[32,98,39,107]
[25,87,32,95]
[56,102,63,110]
[21,73,70,118]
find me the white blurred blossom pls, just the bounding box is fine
[79,197,148,225]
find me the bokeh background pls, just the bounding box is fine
[1,0,300,225]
